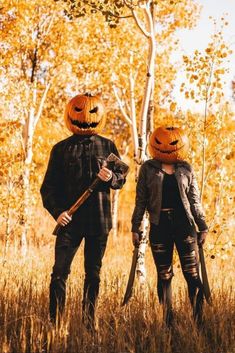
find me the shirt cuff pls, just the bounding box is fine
[51,208,65,221]
[131,224,141,233]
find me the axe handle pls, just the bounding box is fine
[52,177,101,236]
[52,153,129,236]
[67,178,101,215]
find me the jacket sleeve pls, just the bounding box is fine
[188,171,208,232]
[131,164,148,233]
[40,145,66,220]
[109,142,127,190]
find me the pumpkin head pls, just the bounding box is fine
[148,126,189,163]
[64,93,106,135]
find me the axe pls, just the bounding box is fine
[52,153,129,236]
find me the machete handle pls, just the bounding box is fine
[132,230,143,247]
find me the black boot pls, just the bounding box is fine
[165,307,174,328]
[49,275,66,325]
[82,299,97,332]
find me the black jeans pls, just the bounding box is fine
[49,225,108,324]
[149,210,204,325]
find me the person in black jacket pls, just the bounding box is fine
[131,126,208,327]
[40,93,126,329]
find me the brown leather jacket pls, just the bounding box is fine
[131,159,208,233]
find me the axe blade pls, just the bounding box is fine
[199,244,212,305]
[106,153,129,176]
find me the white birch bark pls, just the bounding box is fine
[4,178,13,259]
[135,2,156,283]
[115,1,156,283]
[111,142,130,240]
[111,189,120,240]
[21,83,50,256]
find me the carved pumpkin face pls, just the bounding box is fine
[148,126,189,163]
[64,93,106,135]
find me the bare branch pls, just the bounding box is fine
[86,1,132,19]
[132,9,150,37]
[34,82,51,129]
[30,47,38,83]
[112,85,132,125]
[43,12,55,37]
[124,0,135,10]
[129,69,139,156]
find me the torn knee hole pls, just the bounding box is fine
[183,264,199,278]
[152,243,166,253]
[159,265,173,280]
[183,250,196,260]
[184,236,195,244]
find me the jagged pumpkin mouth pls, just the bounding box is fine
[70,119,99,129]
[151,145,184,154]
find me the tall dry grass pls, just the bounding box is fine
[0,236,234,353]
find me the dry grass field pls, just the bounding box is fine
[0,235,234,353]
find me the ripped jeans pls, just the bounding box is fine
[149,210,204,325]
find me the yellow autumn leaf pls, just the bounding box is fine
[170,102,177,111]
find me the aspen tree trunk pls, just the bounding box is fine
[4,182,12,259]
[115,1,156,283]
[111,189,120,240]
[134,2,156,283]
[20,83,50,256]
[4,175,21,258]
[5,208,11,257]
[200,61,214,201]
[21,101,35,256]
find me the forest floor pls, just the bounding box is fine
[0,236,234,353]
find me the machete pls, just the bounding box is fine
[198,243,212,305]
[122,245,139,306]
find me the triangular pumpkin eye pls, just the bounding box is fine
[89,106,98,114]
[170,140,178,145]
[155,138,161,144]
[74,107,83,112]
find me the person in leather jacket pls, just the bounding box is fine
[131,126,208,327]
[40,93,126,329]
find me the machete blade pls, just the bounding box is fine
[199,244,212,305]
[122,246,139,306]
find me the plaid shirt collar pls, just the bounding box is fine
[72,134,96,143]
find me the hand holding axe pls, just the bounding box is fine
[53,153,129,236]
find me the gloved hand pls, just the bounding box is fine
[132,232,141,247]
[197,231,208,245]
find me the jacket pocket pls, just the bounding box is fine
[66,158,83,182]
